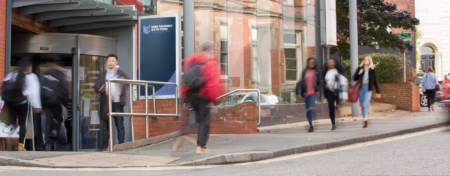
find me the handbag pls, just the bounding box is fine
[435,84,441,91]
[348,78,362,103]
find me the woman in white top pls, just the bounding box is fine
[3,58,41,151]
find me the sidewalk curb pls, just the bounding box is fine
[179,122,450,166]
[1,122,448,168]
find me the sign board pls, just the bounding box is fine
[0,97,34,140]
[139,14,181,99]
[396,33,412,42]
[281,83,296,92]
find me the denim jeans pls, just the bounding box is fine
[359,85,373,118]
[102,103,125,148]
[304,95,316,126]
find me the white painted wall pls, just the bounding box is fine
[416,0,450,81]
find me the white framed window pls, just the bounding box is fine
[283,0,294,6]
[284,32,302,82]
[220,25,229,77]
[251,28,258,82]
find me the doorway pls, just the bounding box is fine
[421,46,435,72]
[11,33,123,151]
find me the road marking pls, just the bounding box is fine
[0,165,218,172]
[237,126,450,165]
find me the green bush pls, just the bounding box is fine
[342,53,418,84]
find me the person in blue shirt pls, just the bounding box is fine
[423,66,438,111]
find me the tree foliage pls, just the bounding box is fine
[331,0,420,60]
[343,53,418,84]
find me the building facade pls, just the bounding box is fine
[416,0,450,81]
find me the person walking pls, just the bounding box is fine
[40,57,69,151]
[443,75,449,84]
[2,58,41,151]
[324,58,345,131]
[296,57,322,132]
[353,56,381,128]
[94,54,129,151]
[182,42,222,153]
[423,66,438,111]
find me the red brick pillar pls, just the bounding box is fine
[0,0,7,150]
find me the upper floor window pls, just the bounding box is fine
[416,0,429,23]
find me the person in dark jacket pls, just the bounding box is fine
[323,58,345,131]
[41,59,69,151]
[94,54,129,151]
[182,42,223,153]
[296,57,322,132]
[353,56,381,128]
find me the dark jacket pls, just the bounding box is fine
[295,69,322,96]
[42,68,69,108]
[94,68,129,121]
[353,67,380,94]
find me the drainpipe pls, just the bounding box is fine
[6,0,12,73]
[315,0,323,102]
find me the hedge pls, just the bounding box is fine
[343,53,418,84]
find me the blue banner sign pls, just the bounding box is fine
[139,15,180,98]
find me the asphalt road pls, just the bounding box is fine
[1,126,450,176]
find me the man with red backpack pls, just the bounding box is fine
[182,42,222,153]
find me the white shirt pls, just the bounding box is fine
[105,65,122,103]
[4,71,41,108]
[267,95,279,105]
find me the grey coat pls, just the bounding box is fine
[94,69,129,121]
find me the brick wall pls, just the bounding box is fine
[385,0,416,43]
[0,0,6,150]
[372,82,421,111]
[132,99,189,140]
[131,99,258,140]
[190,102,258,135]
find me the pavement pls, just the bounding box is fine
[0,103,448,168]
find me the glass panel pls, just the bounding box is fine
[79,55,106,150]
[284,34,297,44]
[286,70,297,81]
[284,48,296,58]
[286,59,297,69]
[421,46,434,54]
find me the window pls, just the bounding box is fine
[251,29,258,82]
[421,46,434,54]
[284,33,301,81]
[220,25,228,76]
[283,0,294,5]
[416,0,429,23]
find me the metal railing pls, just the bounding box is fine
[216,89,261,125]
[107,79,179,152]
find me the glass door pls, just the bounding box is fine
[79,55,106,150]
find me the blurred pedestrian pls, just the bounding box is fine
[40,56,69,151]
[443,75,449,84]
[2,58,41,151]
[94,54,129,151]
[353,56,381,128]
[182,42,222,153]
[266,90,279,105]
[324,58,345,131]
[295,57,322,132]
[423,66,438,112]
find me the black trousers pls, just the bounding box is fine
[42,105,67,149]
[10,103,29,145]
[426,90,436,108]
[189,95,211,148]
[325,90,338,125]
[102,103,125,148]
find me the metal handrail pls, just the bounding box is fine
[107,79,179,152]
[216,89,261,125]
